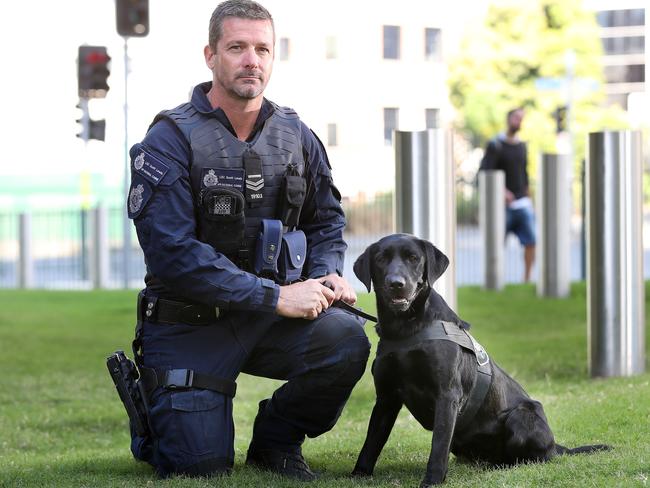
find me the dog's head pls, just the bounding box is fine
[353,234,449,314]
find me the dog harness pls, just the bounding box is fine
[376,320,492,429]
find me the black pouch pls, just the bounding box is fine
[278,164,306,228]
[277,230,307,284]
[198,187,246,255]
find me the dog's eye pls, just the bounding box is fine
[407,254,419,263]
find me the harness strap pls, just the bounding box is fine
[139,367,237,398]
[377,320,492,428]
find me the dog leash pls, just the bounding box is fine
[322,281,378,322]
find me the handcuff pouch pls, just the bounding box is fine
[277,230,307,284]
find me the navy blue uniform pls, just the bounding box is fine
[127,82,370,476]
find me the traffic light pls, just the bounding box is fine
[76,101,106,142]
[78,45,110,99]
[554,105,568,133]
[116,0,149,37]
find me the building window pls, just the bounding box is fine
[604,64,645,84]
[279,37,290,61]
[425,28,442,61]
[384,108,399,145]
[425,108,440,129]
[327,123,337,146]
[602,36,645,55]
[325,36,337,59]
[597,9,645,28]
[383,25,400,59]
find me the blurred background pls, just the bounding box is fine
[0,0,648,291]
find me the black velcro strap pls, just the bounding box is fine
[140,367,237,398]
[142,297,222,325]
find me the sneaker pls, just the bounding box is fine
[246,446,317,481]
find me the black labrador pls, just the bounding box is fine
[351,234,609,486]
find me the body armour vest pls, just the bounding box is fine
[152,101,305,268]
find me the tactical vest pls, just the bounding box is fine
[153,102,305,266]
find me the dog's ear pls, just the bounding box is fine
[419,239,449,285]
[353,244,375,292]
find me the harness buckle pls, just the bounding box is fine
[164,369,194,389]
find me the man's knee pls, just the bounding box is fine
[147,389,235,477]
[312,310,371,363]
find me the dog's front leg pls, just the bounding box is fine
[421,394,460,487]
[352,397,402,477]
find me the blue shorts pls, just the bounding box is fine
[506,205,536,246]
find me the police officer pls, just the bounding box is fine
[125,0,370,481]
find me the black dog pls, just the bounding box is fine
[351,234,609,486]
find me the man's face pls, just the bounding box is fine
[205,17,274,101]
[508,109,524,132]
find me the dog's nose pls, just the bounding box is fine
[387,276,405,290]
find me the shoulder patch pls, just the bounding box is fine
[131,148,170,186]
[127,174,153,219]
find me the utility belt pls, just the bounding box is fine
[139,294,224,326]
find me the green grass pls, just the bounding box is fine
[0,283,648,487]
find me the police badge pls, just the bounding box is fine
[134,152,145,171]
[129,184,145,213]
[203,169,219,187]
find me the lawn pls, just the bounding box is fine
[0,283,648,487]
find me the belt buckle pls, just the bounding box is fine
[165,369,193,389]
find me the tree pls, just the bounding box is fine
[448,0,629,170]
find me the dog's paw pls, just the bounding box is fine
[351,468,372,478]
[420,476,445,487]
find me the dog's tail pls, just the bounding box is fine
[555,443,611,456]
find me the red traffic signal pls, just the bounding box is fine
[78,45,111,99]
[116,0,149,37]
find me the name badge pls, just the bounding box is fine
[132,149,170,186]
[202,167,245,192]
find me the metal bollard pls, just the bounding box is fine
[586,131,645,377]
[537,154,571,298]
[18,213,34,288]
[92,205,110,289]
[479,170,505,290]
[395,129,456,310]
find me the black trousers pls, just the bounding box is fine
[133,307,371,477]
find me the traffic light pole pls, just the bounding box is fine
[122,37,131,289]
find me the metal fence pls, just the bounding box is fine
[1,179,645,291]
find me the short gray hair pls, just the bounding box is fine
[209,0,274,50]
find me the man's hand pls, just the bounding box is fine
[318,273,357,305]
[276,279,335,320]
[505,189,515,205]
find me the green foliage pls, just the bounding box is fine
[0,286,648,487]
[448,0,631,173]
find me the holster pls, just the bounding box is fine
[106,350,150,438]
